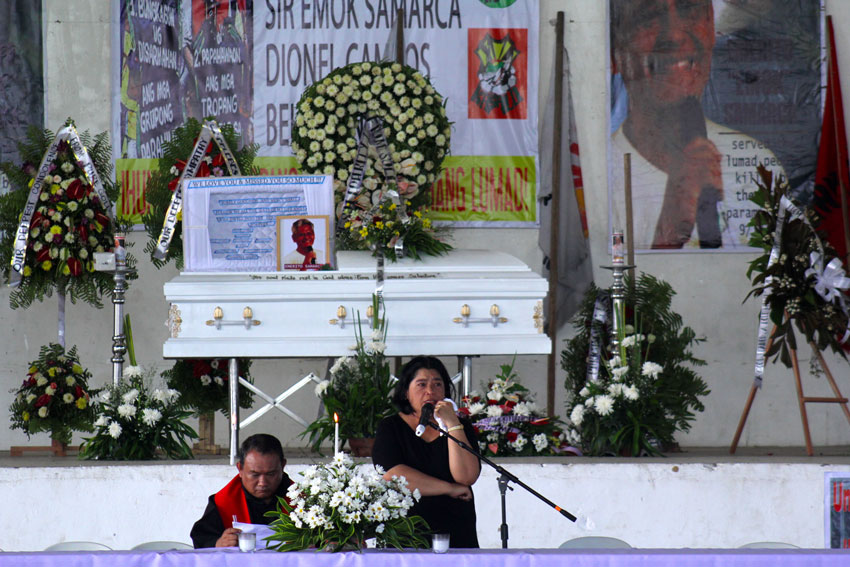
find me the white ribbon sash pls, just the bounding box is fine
[11,125,111,275]
[153,120,240,260]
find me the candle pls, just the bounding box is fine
[333,412,340,456]
[612,230,624,265]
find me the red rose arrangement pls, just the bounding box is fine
[161,358,254,416]
[9,343,98,445]
[462,360,572,457]
[0,123,127,310]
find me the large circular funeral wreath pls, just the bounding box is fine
[291,61,452,260]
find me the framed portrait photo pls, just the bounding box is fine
[278,215,331,271]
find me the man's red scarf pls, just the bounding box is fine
[213,474,292,529]
[214,475,251,529]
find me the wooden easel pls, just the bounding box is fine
[730,321,850,456]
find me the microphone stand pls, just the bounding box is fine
[429,422,577,549]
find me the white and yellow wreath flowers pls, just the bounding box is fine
[291,61,452,260]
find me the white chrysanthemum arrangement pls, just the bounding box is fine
[565,328,671,455]
[79,365,197,460]
[266,453,429,552]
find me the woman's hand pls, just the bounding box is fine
[434,400,460,428]
[447,483,473,501]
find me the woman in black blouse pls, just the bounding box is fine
[371,356,481,548]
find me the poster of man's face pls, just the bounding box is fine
[277,215,329,271]
[608,0,821,252]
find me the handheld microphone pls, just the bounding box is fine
[415,403,435,437]
[677,97,721,248]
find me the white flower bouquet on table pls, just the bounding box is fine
[265,453,430,552]
[79,366,197,460]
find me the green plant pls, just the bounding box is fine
[79,365,197,460]
[462,358,570,456]
[745,165,849,366]
[302,294,396,453]
[161,358,254,416]
[562,273,709,456]
[9,343,98,445]
[266,453,429,552]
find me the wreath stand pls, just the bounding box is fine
[730,319,850,456]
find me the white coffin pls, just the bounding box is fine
[163,249,550,358]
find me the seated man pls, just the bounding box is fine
[190,433,293,548]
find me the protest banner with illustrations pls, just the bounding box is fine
[112,0,539,226]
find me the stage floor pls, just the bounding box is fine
[3,444,850,467]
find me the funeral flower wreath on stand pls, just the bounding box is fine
[142,118,257,269]
[291,61,452,260]
[745,165,850,366]
[0,121,131,309]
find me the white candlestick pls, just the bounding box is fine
[333,412,340,456]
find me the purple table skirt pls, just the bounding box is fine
[1,548,847,567]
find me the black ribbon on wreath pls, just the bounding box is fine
[337,115,409,261]
[585,290,611,384]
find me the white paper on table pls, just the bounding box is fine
[233,521,276,550]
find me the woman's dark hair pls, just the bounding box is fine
[391,356,455,414]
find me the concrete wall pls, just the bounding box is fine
[0,459,846,551]
[2,1,850,452]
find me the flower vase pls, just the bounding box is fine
[50,438,68,457]
[347,437,375,457]
[194,412,222,455]
[50,426,72,456]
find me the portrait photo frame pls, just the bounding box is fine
[277,215,331,271]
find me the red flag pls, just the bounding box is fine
[813,17,850,263]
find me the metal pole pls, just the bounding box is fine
[610,262,627,361]
[395,9,404,64]
[462,355,473,401]
[545,11,565,417]
[624,153,636,284]
[229,357,239,465]
[111,234,128,385]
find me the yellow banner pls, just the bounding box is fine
[253,156,301,176]
[116,158,156,224]
[429,156,537,223]
[117,156,536,224]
